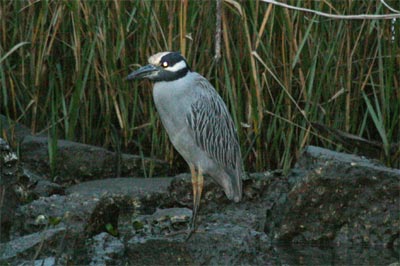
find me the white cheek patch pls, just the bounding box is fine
[166,60,187,72]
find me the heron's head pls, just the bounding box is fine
[126,51,191,82]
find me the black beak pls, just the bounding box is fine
[126,64,158,81]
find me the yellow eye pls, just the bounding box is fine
[161,61,169,68]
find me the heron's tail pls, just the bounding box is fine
[224,167,243,203]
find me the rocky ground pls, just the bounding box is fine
[0,115,399,265]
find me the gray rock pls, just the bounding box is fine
[120,174,282,265]
[66,177,172,197]
[20,135,170,183]
[186,223,273,265]
[0,227,65,260]
[6,140,399,265]
[22,168,65,198]
[8,177,172,264]
[14,193,97,236]
[265,146,400,247]
[296,145,400,175]
[275,244,399,265]
[0,114,36,142]
[131,207,192,236]
[126,208,274,266]
[0,138,27,242]
[13,177,173,237]
[34,257,56,266]
[88,232,125,266]
[0,137,20,185]
[1,115,171,182]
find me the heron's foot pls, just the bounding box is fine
[165,227,203,241]
[185,223,207,241]
[164,229,190,237]
[185,227,196,241]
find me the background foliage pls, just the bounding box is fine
[1,0,399,175]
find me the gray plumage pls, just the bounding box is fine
[153,72,242,202]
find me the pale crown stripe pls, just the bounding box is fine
[148,52,170,65]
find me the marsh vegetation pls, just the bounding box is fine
[1,1,399,174]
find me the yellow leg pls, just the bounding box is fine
[187,165,204,240]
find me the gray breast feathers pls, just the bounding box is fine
[186,77,241,172]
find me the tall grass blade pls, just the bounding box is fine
[0,42,30,64]
[361,91,389,157]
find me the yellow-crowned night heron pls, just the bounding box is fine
[127,51,243,236]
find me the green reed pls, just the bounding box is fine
[0,0,398,175]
